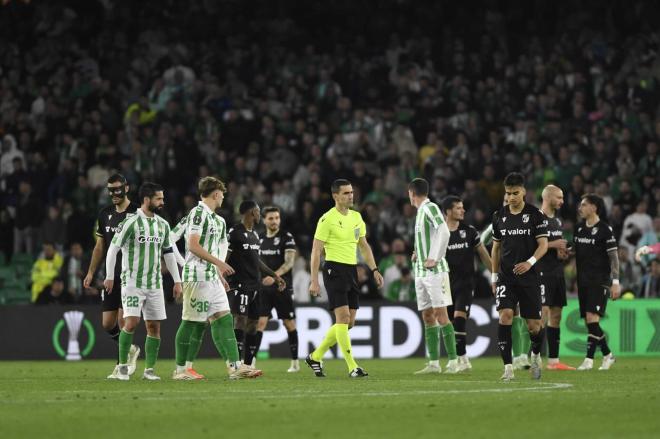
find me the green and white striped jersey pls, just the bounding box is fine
[181,202,228,282]
[111,208,173,289]
[413,199,449,277]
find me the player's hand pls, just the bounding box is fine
[275,275,286,291]
[216,261,235,276]
[373,270,384,288]
[309,279,320,297]
[635,246,650,262]
[103,279,114,293]
[411,252,417,262]
[513,261,532,275]
[557,248,569,260]
[423,258,436,268]
[555,239,568,251]
[173,282,183,300]
[262,276,275,287]
[83,272,94,289]
[610,283,621,300]
[220,276,230,292]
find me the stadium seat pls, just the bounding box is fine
[0,281,32,305]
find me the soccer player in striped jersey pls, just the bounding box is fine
[408,178,459,374]
[172,177,260,380]
[104,182,183,381]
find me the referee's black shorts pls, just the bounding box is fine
[322,261,360,310]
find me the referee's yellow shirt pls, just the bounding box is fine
[314,207,366,265]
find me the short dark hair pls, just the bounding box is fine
[263,206,280,216]
[139,182,163,201]
[581,193,607,218]
[198,176,226,198]
[441,195,462,213]
[408,178,429,197]
[331,179,352,194]
[107,173,127,185]
[239,200,259,215]
[503,172,525,187]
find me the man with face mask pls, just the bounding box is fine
[104,182,183,381]
[84,173,140,379]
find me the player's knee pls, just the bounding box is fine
[527,320,542,334]
[246,319,258,334]
[499,309,514,324]
[283,319,296,331]
[550,309,562,327]
[257,318,268,332]
[434,308,450,325]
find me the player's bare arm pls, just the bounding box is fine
[476,243,492,270]
[309,238,324,296]
[259,258,285,291]
[188,233,235,276]
[84,236,105,288]
[608,249,621,300]
[275,249,296,277]
[490,240,501,296]
[513,236,548,275]
[358,236,384,288]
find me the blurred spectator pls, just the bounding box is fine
[640,260,660,298]
[39,205,66,252]
[34,277,73,305]
[357,264,381,301]
[385,266,415,302]
[31,242,63,302]
[14,181,41,255]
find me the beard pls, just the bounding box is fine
[146,203,163,214]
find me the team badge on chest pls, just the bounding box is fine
[522,214,529,223]
[459,230,466,239]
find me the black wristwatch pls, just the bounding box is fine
[371,267,379,275]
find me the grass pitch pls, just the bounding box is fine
[0,357,658,439]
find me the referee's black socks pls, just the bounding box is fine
[453,317,467,357]
[497,324,513,365]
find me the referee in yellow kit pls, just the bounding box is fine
[306,179,384,378]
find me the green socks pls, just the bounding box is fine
[335,323,358,371]
[440,323,457,360]
[425,325,440,361]
[175,320,194,367]
[311,324,337,362]
[145,335,160,369]
[188,322,210,361]
[211,314,239,363]
[118,329,133,364]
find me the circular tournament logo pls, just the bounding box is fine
[52,311,96,359]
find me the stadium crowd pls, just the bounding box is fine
[0,0,659,304]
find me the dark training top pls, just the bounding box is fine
[492,203,548,286]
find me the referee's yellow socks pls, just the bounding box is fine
[335,323,358,371]
[311,324,337,362]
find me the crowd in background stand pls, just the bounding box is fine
[0,0,659,304]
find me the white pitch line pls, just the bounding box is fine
[4,382,573,404]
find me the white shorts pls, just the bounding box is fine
[121,286,167,320]
[182,280,230,322]
[415,272,453,311]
